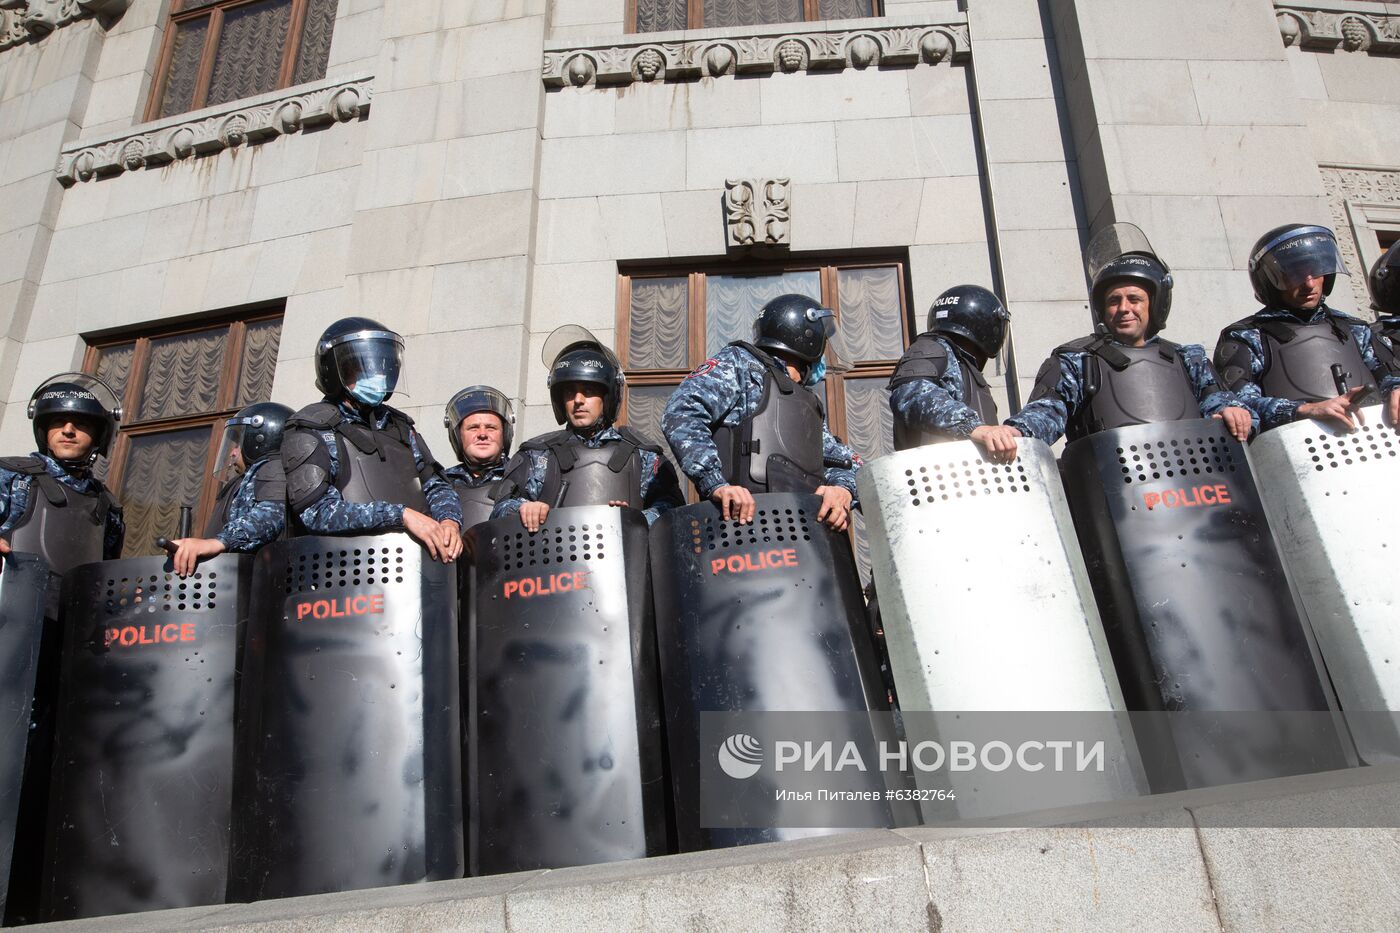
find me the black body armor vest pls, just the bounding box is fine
[713,342,825,495]
[523,430,652,509]
[204,458,288,539]
[891,335,999,450]
[1,457,111,574]
[290,404,430,513]
[451,472,499,529]
[1068,338,1201,441]
[1254,315,1376,403]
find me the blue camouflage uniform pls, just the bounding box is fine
[443,462,506,488]
[1007,336,1252,445]
[1215,304,1400,432]
[490,426,682,526]
[888,335,988,441]
[660,343,862,499]
[295,402,463,534]
[0,452,123,557]
[212,457,285,551]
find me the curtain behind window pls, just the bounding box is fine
[122,429,213,556]
[705,271,821,355]
[205,0,292,108]
[140,330,228,421]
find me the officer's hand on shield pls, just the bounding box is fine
[438,520,464,562]
[518,501,550,534]
[1297,387,1368,432]
[970,424,1021,462]
[168,537,227,577]
[1212,406,1253,442]
[814,485,853,533]
[711,484,756,524]
[1389,387,1400,427]
[0,537,10,557]
[403,507,450,561]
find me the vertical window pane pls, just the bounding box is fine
[292,0,339,86]
[236,319,282,406]
[705,271,821,355]
[93,343,136,399]
[139,329,229,421]
[205,0,292,108]
[120,428,213,557]
[842,376,893,586]
[158,17,210,118]
[627,277,690,370]
[702,0,801,27]
[624,384,682,482]
[816,0,872,18]
[634,0,688,33]
[837,266,905,362]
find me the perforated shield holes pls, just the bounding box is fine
[99,570,220,615]
[700,506,813,549]
[901,459,1031,505]
[285,545,407,594]
[1303,420,1399,472]
[1116,436,1238,486]
[492,523,607,571]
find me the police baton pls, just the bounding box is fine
[155,505,194,554]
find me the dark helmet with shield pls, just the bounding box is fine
[314,317,404,406]
[543,326,625,426]
[1369,240,1400,317]
[1247,224,1348,308]
[27,372,122,465]
[213,402,293,484]
[926,284,1009,365]
[1086,222,1175,336]
[444,385,515,461]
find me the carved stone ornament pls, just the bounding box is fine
[724,178,791,251]
[0,0,128,50]
[55,73,372,185]
[1319,165,1400,311]
[542,17,970,89]
[1275,4,1400,55]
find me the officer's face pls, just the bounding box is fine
[1283,273,1326,311]
[458,412,504,464]
[44,417,97,461]
[1102,285,1151,346]
[560,382,606,429]
[226,447,246,476]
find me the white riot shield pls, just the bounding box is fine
[1247,404,1400,762]
[858,439,1145,817]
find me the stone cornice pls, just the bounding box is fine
[542,15,969,88]
[0,0,128,52]
[55,73,373,186]
[1275,3,1400,54]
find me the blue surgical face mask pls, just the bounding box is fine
[348,374,390,406]
[802,358,827,387]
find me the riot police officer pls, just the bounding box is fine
[0,373,123,568]
[280,318,463,561]
[1009,223,1254,445]
[660,293,861,531]
[1369,240,1400,345]
[1214,224,1400,432]
[889,284,1021,462]
[493,327,682,532]
[166,402,292,577]
[442,385,514,531]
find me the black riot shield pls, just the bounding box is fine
[0,555,54,922]
[650,494,899,851]
[229,534,462,900]
[1059,419,1352,791]
[41,553,252,921]
[466,505,667,875]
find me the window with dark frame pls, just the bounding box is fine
[629,0,878,34]
[82,310,284,558]
[148,0,340,121]
[617,257,910,582]
[1379,229,1400,251]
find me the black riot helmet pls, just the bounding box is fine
[313,317,404,404]
[1369,241,1400,316]
[543,326,625,426]
[1086,222,1174,336]
[1247,224,1347,308]
[753,293,835,364]
[444,385,515,461]
[27,372,122,465]
[213,402,293,483]
[926,285,1009,364]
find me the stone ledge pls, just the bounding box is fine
[54,73,374,187]
[0,0,127,53]
[541,15,969,88]
[1276,3,1400,54]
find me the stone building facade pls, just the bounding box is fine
[0,0,1397,552]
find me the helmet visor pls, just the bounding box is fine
[213,422,247,484]
[331,334,402,397]
[32,372,123,422]
[1086,222,1158,282]
[1253,228,1348,291]
[446,386,514,430]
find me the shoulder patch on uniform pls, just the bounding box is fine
[687,358,719,379]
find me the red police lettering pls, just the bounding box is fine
[1143,484,1232,511]
[292,593,386,621]
[709,548,800,576]
[504,571,589,600]
[104,622,198,648]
